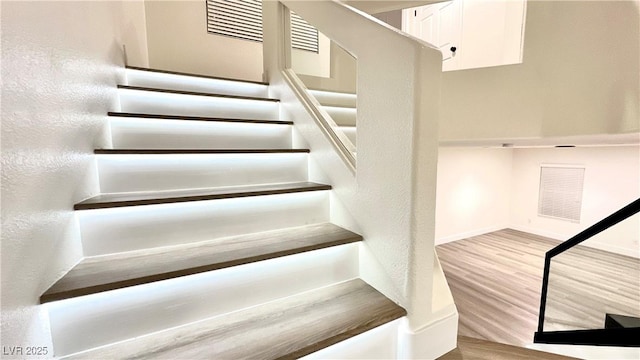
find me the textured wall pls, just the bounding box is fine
[1,1,148,356]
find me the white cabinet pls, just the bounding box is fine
[402,0,527,71]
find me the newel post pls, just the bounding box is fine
[262,0,291,84]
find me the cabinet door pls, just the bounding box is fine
[406,0,462,71]
[403,0,526,71]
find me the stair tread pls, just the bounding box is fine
[118,85,279,102]
[74,182,331,210]
[126,66,269,86]
[65,279,406,360]
[95,149,309,154]
[108,112,293,125]
[40,223,361,303]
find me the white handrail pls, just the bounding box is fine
[263,0,446,332]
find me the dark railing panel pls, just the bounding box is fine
[535,198,640,347]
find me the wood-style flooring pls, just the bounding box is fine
[440,336,575,360]
[436,229,640,347]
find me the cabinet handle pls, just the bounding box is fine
[450,46,457,53]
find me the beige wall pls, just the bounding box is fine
[440,1,640,141]
[298,41,357,93]
[122,0,149,67]
[291,33,331,78]
[144,0,263,81]
[373,9,402,29]
[144,0,334,82]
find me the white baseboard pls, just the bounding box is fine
[397,311,458,359]
[508,224,565,241]
[435,225,507,245]
[509,224,639,259]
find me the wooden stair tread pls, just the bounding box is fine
[40,223,362,303]
[117,85,279,102]
[126,66,269,86]
[95,149,309,154]
[74,182,331,210]
[108,112,293,125]
[66,279,406,360]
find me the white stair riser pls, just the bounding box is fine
[77,191,329,256]
[302,319,401,360]
[125,69,269,98]
[308,89,357,108]
[110,118,292,149]
[339,126,357,146]
[47,243,360,357]
[325,106,356,126]
[97,153,309,193]
[118,89,280,120]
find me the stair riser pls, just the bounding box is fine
[110,118,292,149]
[77,191,329,256]
[118,89,280,120]
[308,90,357,108]
[302,319,401,360]
[339,126,357,146]
[325,106,357,126]
[97,153,308,193]
[125,69,269,98]
[47,243,360,357]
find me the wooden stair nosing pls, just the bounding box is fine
[64,279,406,360]
[40,223,362,303]
[107,112,293,125]
[117,85,279,102]
[125,66,269,86]
[94,149,310,155]
[74,182,331,210]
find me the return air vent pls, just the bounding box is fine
[538,166,585,222]
[206,0,319,53]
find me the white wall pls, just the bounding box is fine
[435,147,513,244]
[1,1,148,357]
[435,146,640,258]
[510,146,640,258]
[144,0,263,81]
[298,41,357,93]
[441,1,640,141]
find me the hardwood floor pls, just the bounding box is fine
[436,229,640,347]
[439,336,575,360]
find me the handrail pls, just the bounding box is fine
[536,197,640,334]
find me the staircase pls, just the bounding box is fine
[42,66,405,358]
[307,89,357,147]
